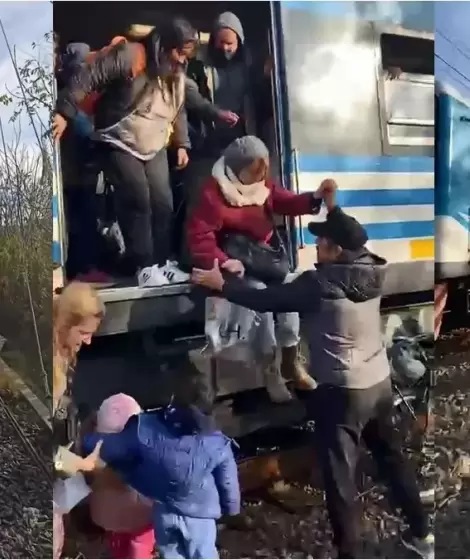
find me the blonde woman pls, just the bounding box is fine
[53,282,105,559]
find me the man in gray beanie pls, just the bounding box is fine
[181,12,270,265]
[204,11,255,150]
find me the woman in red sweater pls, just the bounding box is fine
[187,136,322,402]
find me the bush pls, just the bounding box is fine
[0,149,52,400]
[0,31,53,400]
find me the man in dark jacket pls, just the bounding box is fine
[191,182,434,560]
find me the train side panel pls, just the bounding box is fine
[435,91,470,280]
[276,1,434,298]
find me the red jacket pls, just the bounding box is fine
[187,177,320,269]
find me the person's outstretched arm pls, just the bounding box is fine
[222,270,321,314]
[185,77,220,120]
[192,260,322,314]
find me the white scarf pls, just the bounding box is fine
[212,156,270,207]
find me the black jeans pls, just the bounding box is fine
[102,147,172,272]
[309,377,429,558]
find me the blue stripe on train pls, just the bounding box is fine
[296,155,434,174]
[327,189,433,207]
[52,241,62,265]
[52,195,58,220]
[302,220,434,243]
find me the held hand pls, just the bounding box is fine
[217,110,239,127]
[221,258,245,277]
[176,148,189,169]
[79,440,104,472]
[315,178,338,210]
[52,113,68,142]
[191,259,226,291]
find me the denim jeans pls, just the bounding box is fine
[247,274,301,356]
[153,504,218,559]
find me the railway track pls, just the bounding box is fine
[0,378,53,558]
[0,391,52,483]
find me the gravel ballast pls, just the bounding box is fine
[64,332,470,559]
[0,384,52,559]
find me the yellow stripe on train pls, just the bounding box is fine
[409,238,434,260]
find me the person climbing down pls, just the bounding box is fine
[54,18,196,288]
[187,136,322,401]
[82,401,240,559]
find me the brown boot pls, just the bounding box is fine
[281,345,317,391]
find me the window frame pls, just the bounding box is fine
[374,24,434,156]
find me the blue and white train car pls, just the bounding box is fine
[435,81,470,328]
[271,0,435,337]
[435,81,470,281]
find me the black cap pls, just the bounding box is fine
[307,207,368,251]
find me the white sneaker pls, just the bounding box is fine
[161,260,190,284]
[138,265,170,288]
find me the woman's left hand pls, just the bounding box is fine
[191,259,225,291]
[176,147,189,169]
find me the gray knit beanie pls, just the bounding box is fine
[223,136,269,177]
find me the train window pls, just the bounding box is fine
[378,33,434,155]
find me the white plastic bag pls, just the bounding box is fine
[204,296,261,362]
[53,473,91,514]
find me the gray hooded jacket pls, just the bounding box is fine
[204,12,256,147]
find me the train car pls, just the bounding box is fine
[435,81,470,333]
[272,1,434,345]
[54,1,435,435]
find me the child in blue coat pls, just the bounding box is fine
[83,399,240,559]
